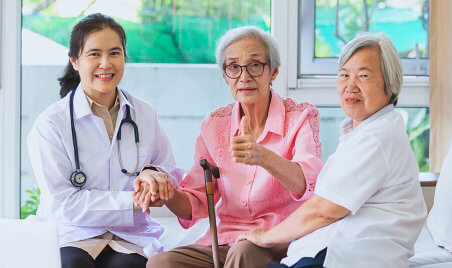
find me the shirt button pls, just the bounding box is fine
[111,152,115,156]
[241,200,247,207]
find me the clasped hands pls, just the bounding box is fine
[230,116,264,165]
[132,169,175,214]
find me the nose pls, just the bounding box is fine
[99,55,112,69]
[238,66,252,82]
[346,76,359,92]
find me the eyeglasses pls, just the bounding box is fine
[223,62,269,79]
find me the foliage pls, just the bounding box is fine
[21,187,41,219]
[315,0,429,58]
[398,108,430,172]
[22,0,270,63]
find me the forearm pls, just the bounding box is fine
[259,147,306,196]
[165,189,192,220]
[262,195,348,246]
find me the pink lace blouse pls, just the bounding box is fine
[178,90,323,246]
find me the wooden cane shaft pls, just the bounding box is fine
[207,194,220,268]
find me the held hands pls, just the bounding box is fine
[236,228,273,248]
[132,169,175,215]
[230,116,264,165]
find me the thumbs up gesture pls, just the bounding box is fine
[230,116,264,165]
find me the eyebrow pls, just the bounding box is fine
[84,47,123,54]
[340,66,373,72]
[226,53,263,61]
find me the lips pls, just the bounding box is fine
[95,74,114,78]
[345,97,361,104]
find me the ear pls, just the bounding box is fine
[70,57,79,71]
[270,66,279,81]
[222,73,230,86]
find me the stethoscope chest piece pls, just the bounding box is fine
[70,170,87,187]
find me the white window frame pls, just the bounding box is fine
[0,0,21,219]
[272,0,429,107]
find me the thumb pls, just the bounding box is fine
[240,116,251,136]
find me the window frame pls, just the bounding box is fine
[0,0,22,219]
[271,0,429,108]
[299,0,429,77]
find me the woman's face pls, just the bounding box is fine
[222,37,278,106]
[336,46,390,127]
[70,27,124,99]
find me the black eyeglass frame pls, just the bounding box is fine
[222,61,270,79]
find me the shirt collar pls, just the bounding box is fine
[73,85,134,119]
[85,90,120,112]
[230,89,285,138]
[340,104,395,135]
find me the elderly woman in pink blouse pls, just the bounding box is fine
[133,26,323,268]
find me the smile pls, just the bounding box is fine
[95,74,114,78]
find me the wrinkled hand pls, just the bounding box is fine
[236,228,273,248]
[132,169,175,214]
[230,116,264,165]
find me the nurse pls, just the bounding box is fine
[27,13,182,268]
[238,33,427,267]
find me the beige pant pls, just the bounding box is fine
[147,240,288,268]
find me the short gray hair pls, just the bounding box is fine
[338,32,403,106]
[215,26,280,73]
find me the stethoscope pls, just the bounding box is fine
[69,87,140,188]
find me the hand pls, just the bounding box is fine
[132,169,175,214]
[236,228,273,248]
[230,116,264,165]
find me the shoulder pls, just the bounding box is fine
[207,103,234,118]
[363,110,406,143]
[122,90,156,114]
[283,98,319,117]
[29,97,69,140]
[34,96,69,127]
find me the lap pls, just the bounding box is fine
[61,245,147,268]
[147,244,230,268]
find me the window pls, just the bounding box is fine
[20,0,271,218]
[299,0,429,76]
[291,0,430,170]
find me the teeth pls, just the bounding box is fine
[96,74,113,78]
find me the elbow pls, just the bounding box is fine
[313,198,349,224]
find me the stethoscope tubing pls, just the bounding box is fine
[69,87,141,188]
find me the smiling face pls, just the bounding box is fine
[70,27,124,105]
[337,46,390,127]
[222,37,278,106]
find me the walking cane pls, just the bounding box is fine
[200,158,221,268]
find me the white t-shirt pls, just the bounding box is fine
[282,105,427,268]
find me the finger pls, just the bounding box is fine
[157,176,167,201]
[149,178,159,196]
[133,178,141,192]
[143,190,152,212]
[163,177,169,201]
[139,184,149,205]
[151,193,159,203]
[132,192,139,207]
[167,178,175,200]
[240,116,250,136]
[230,142,253,152]
[231,151,250,158]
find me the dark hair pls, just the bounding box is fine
[58,13,127,98]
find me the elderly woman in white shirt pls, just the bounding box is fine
[238,32,427,268]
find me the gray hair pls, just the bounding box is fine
[338,32,403,106]
[215,26,280,73]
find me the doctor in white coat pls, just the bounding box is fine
[27,13,182,268]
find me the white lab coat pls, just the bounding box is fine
[27,84,183,257]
